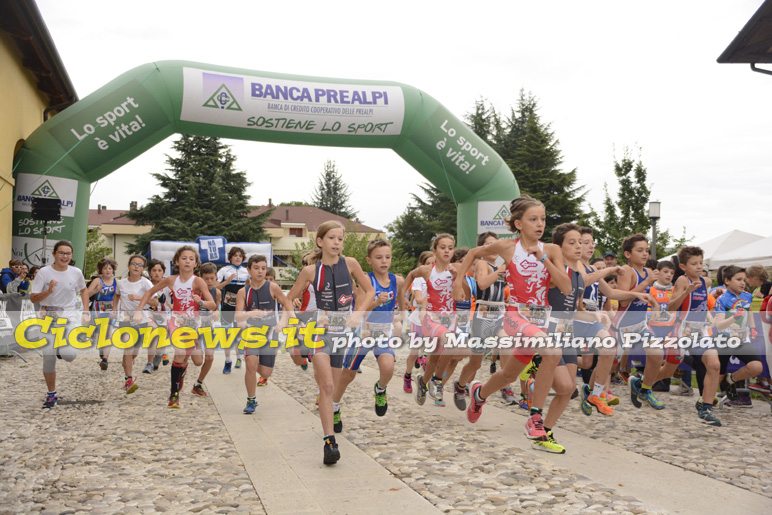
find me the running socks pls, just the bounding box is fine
[530,407,542,417]
[171,362,186,394]
[332,401,341,412]
[473,386,486,404]
[726,373,736,385]
[455,382,466,394]
[592,382,605,397]
[374,381,386,395]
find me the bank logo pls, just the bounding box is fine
[202,73,243,112]
[31,180,59,199]
[203,84,242,111]
[493,204,509,221]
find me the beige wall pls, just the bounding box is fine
[97,224,152,277]
[0,34,49,266]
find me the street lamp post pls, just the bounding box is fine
[649,201,661,259]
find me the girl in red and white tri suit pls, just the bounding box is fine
[399,234,470,407]
[451,195,572,442]
[134,246,216,408]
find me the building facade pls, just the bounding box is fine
[0,1,78,265]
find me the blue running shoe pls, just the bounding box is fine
[638,388,665,410]
[630,377,642,408]
[580,384,592,416]
[42,392,58,409]
[223,361,232,374]
[243,398,257,414]
[698,405,721,426]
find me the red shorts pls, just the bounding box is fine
[665,345,683,365]
[503,311,544,364]
[167,317,202,356]
[422,313,456,355]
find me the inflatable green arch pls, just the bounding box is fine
[12,61,519,266]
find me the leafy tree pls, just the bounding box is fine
[410,183,457,239]
[311,160,358,219]
[125,135,272,255]
[585,147,671,259]
[663,227,695,256]
[465,91,584,242]
[83,228,112,278]
[385,183,457,268]
[385,206,435,273]
[287,224,415,281]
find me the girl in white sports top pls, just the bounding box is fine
[30,240,90,409]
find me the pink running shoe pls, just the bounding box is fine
[524,412,548,440]
[403,373,413,393]
[467,381,486,423]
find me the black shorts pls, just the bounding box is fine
[719,340,761,375]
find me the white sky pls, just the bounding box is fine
[36,0,771,245]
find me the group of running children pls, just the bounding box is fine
[30,194,771,465]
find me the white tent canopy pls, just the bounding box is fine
[711,234,772,268]
[666,230,765,268]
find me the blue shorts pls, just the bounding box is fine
[573,320,604,338]
[343,342,395,371]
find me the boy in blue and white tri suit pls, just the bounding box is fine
[713,265,763,403]
[333,239,404,426]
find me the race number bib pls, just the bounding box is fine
[96,300,114,313]
[618,320,648,335]
[514,303,551,329]
[151,311,168,326]
[725,325,749,340]
[317,310,348,334]
[648,310,675,325]
[117,309,136,324]
[171,315,201,329]
[362,322,392,340]
[550,317,574,335]
[457,310,471,329]
[224,291,238,307]
[39,306,64,318]
[679,321,708,338]
[476,303,505,320]
[428,312,457,330]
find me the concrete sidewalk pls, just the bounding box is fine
[205,354,439,515]
[351,366,770,515]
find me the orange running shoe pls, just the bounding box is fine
[588,395,614,415]
[601,391,619,406]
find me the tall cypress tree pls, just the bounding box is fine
[311,160,358,219]
[125,135,272,254]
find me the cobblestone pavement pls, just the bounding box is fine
[3,349,770,515]
[0,352,265,515]
[267,352,772,514]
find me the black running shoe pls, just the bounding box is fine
[323,436,340,465]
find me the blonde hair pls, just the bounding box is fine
[746,264,769,283]
[418,250,434,266]
[366,238,391,257]
[506,194,544,233]
[308,220,346,264]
